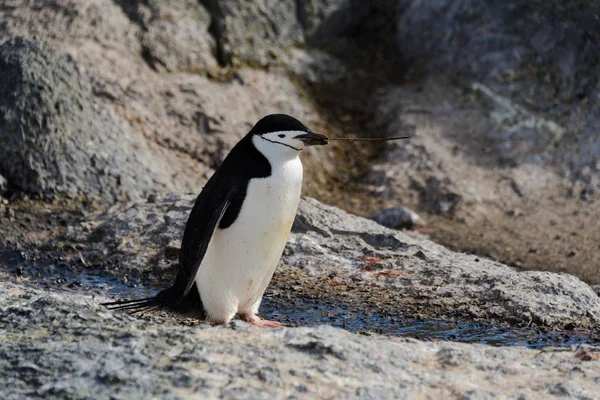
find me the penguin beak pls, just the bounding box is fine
[294,132,329,146]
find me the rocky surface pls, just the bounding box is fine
[1,0,598,285]
[1,282,599,399]
[206,0,304,67]
[362,0,600,284]
[0,38,179,203]
[115,0,218,73]
[13,195,596,329]
[397,0,600,180]
[363,75,600,284]
[0,1,338,202]
[2,1,600,397]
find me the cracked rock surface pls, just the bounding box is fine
[24,195,600,329]
[1,283,599,399]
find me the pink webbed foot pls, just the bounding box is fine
[240,313,286,328]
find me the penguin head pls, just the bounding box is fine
[250,114,328,157]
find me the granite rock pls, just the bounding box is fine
[0,282,598,399]
[42,195,600,329]
[0,38,177,202]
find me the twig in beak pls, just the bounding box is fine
[327,135,412,142]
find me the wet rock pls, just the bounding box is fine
[0,38,180,203]
[371,206,422,230]
[291,199,600,328]
[1,282,599,399]
[43,195,600,328]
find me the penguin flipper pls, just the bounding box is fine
[102,187,232,316]
[179,190,233,297]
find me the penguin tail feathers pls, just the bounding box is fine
[101,290,175,315]
[101,283,204,317]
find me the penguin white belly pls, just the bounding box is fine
[195,157,303,322]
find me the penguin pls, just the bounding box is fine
[103,114,328,327]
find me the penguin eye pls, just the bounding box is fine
[278,134,285,138]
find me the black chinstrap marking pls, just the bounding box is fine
[259,135,301,151]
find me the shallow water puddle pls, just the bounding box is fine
[0,250,159,298]
[2,251,599,349]
[261,297,600,349]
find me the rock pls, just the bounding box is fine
[291,198,600,327]
[367,76,600,284]
[0,0,146,88]
[0,0,141,52]
[283,47,352,84]
[397,0,600,93]
[371,206,422,230]
[116,68,318,173]
[206,0,304,66]
[115,0,218,73]
[0,174,6,193]
[298,0,372,41]
[39,195,600,328]
[0,4,337,205]
[396,0,600,180]
[1,282,599,399]
[0,38,182,203]
[205,0,392,66]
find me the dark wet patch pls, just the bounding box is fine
[2,251,598,349]
[0,250,159,298]
[261,297,600,349]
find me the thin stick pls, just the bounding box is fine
[327,135,412,142]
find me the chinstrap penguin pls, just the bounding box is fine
[103,114,328,327]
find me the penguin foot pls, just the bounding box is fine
[240,313,286,328]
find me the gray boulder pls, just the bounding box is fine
[397,0,600,95]
[115,0,218,73]
[397,0,600,179]
[0,38,178,202]
[0,33,329,203]
[1,282,599,399]
[291,198,600,327]
[0,3,337,204]
[371,206,423,230]
[205,0,304,66]
[204,0,392,66]
[0,0,146,89]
